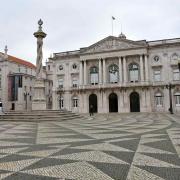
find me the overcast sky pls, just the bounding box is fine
[0,0,180,65]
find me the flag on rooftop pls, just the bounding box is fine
[112,16,115,20]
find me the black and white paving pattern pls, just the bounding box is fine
[0,113,179,180]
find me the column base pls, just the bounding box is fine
[32,79,47,110]
[32,101,46,110]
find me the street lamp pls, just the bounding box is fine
[166,83,175,114]
[24,91,29,110]
[178,58,180,71]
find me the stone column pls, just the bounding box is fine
[80,60,83,85]
[144,55,149,81]
[84,60,87,85]
[140,55,144,82]
[83,93,88,113]
[34,19,46,79]
[52,63,57,110]
[123,56,127,83]
[124,89,128,112]
[32,19,47,110]
[99,59,102,84]
[103,91,108,113]
[118,90,124,112]
[119,57,122,83]
[103,58,106,84]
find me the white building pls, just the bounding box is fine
[47,34,180,113]
[0,47,52,111]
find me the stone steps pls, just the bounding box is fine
[0,110,85,122]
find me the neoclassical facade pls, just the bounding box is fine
[46,34,180,114]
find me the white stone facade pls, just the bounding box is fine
[48,35,180,114]
[0,51,52,111]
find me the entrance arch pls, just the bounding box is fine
[89,94,97,113]
[130,92,140,112]
[109,93,118,112]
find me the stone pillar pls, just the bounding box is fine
[84,60,87,85]
[80,60,83,85]
[103,58,106,84]
[103,91,108,113]
[118,90,124,112]
[140,55,144,82]
[119,57,122,83]
[124,89,129,112]
[32,19,47,110]
[98,90,103,113]
[123,57,127,83]
[83,93,88,113]
[99,59,102,84]
[52,90,57,110]
[144,55,149,81]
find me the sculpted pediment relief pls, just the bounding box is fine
[81,36,147,54]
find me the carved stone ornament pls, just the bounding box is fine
[82,36,146,54]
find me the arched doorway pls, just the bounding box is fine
[89,94,97,113]
[109,93,118,112]
[130,92,140,112]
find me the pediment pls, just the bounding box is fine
[81,36,147,54]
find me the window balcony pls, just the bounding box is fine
[77,80,151,90]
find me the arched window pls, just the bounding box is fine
[129,63,139,82]
[72,96,78,107]
[155,92,163,107]
[59,96,64,109]
[90,66,98,85]
[174,92,180,106]
[109,64,119,83]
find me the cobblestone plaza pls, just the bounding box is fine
[0,113,180,179]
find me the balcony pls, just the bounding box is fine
[76,81,151,90]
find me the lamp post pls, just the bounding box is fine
[178,58,180,71]
[166,83,175,114]
[24,91,29,110]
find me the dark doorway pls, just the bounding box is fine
[109,93,118,112]
[11,103,15,110]
[89,94,97,113]
[130,92,140,112]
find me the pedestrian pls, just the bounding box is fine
[90,104,94,116]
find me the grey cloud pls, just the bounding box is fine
[0,0,179,64]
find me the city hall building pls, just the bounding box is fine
[46,34,180,113]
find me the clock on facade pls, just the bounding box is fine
[154,56,159,62]
[59,65,63,70]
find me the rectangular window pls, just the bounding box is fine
[175,95,180,106]
[155,96,163,106]
[73,98,78,107]
[58,79,63,88]
[72,79,78,87]
[173,69,180,81]
[91,73,98,85]
[110,72,118,83]
[130,70,139,82]
[18,76,22,87]
[154,70,161,82]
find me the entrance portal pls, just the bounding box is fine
[109,93,118,112]
[130,92,140,112]
[89,94,97,113]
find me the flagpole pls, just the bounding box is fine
[111,16,115,36]
[111,17,113,36]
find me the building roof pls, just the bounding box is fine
[7,54,36,69]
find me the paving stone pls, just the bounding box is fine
[0,113,179,179]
